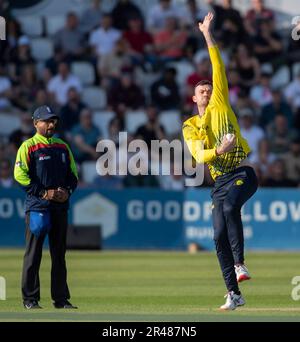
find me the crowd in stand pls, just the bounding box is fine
[0,0,300,190]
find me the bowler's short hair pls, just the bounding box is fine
[195,80,212,88]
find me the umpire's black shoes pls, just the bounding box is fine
[24,300,42,309]
[53,300,78,309]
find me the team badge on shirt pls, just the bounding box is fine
[235,179,244,186]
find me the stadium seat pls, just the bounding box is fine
[18,16,43,37]
[82,87,107,110]
[135,68,161,103]
[30,38,54,61]
[125,110,148,135]
[81,161,98,184]
[0,113,21,136]
[45,15,66,36]
[271,66,290,89]
[274,11,293,32]
[292,62,300,79]
[159,110,181,136]
[35,61,46,79]
[261,63,273,74]
[93,111,115,139]
[71,62,95,86]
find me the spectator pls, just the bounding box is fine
[45,47,67,77]
[98,38,132,89]
[284,70,300,112]
[54,12,85,60]
[286,20,300,72]
[153,16,188,63]
[249,138,276,177]
[7,18,21,47]
[71,108,101,164]
[178,0,207,55]
[250,72,273,108]
[180,0,206,28]
[264,159,297,187]
[107,117,122,146]
[151,67,180,111]
[89,13,122,59]
[135,105,166,148]
[0,65,12,109]
[281,138,300,184]
[267,114,298,155]
[11,64,41,111]
[208,0,245,47]
[80,0,103,34]
[0,18,21,64]
[250,163,265,186]
[59,87,86,134]
[208,0,243,31]
[30,88,55,113]
[147,0,181,33]
[9,35,36,83]
[47,61,82,106]
[245,0,274,36]
[123,17,155,70]
[239,108,264,156]
[117,131,158,187]
[113,103,126,129]
[185,57,210,110]
[9,112,35,152]
[115,131,133,173]
[228,68,242,107]
[42,68,57,91]
[0,142,9,162]
[252,18,283,65]
[108,73,145,111]
[235,88,256,114]
[0,0,10,19]
[111,0,144,31]
[260,88,294,129]
[0,159,16,188]
[231,43,260,92]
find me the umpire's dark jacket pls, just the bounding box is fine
[14,132,78,212]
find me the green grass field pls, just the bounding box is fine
[0,249,300,322]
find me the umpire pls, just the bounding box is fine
[14,105,78,309]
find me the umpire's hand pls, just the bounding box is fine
[42,188,69,203]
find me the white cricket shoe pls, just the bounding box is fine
[219,291,245,311]
[235,264,251,282]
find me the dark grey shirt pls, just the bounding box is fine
[54,28,84,55]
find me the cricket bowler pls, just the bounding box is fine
[183,13,258,310]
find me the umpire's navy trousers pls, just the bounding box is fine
[211,166,258,293]
[22,209,70,303]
